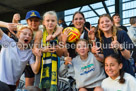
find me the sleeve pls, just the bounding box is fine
[118,31,134,50]
[29,54,35,64]
[128,28,136,44]
[59,61,75,78]
[0,33,14,46]
[124,26,128,32]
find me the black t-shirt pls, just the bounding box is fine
[118,25,128,32]
[99,30,135,76]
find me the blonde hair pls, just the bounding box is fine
[43,11,57,20]
[42,11,58,30]
[97,14,117,52]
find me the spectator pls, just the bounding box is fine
[91,14,135,76]
[0,26,41,91]
[34,11,64,91]
[59,39,105,91]
[102,54,136,91]
[12,13,21,24]
[58,18,67,29]
[112,13,128,32]
[127,16,136,63]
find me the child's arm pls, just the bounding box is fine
[55,32,70,57]
[91,42,104,62]
[59,55,73,77]
[94,53,104,62]
[0,21,17,35]
[52,25,63,39]
[33,30,42,49]
[0,28,4,40]
[46,25,63,41]
[30,48,41,74]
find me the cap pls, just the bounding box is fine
[25,10,41,20]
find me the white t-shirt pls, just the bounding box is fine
[0,33,35,85]
[101,73,136,91]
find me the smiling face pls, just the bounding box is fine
[18,28,32,45]
[13,13,21,21]
[76,40,89,57]
[105,56,123,80]
[43,14,57,31]
[98,16,113,33]
[27,17,40,31]
[72,13,85,32]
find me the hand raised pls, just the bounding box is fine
[64,53,72,65]
[7,23,17,35]
[46,35,54,42]
[61,28,72,43]
[85,25,95,40]
[32,48,41,57]
[110,36,120,49]
[91,42,100,54]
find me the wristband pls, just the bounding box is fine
[120,48,125,51]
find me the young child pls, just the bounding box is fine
[0,26,41,91]
[102,54,136,91]
[34,11,64,91]
[59,39,105,91]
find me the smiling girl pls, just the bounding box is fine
[102,54,136,91]
[59,39,105,91]
[91,14,135,76]
[0,26,41,91]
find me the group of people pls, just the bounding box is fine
[0,9,136,91]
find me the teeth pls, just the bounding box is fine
[108,71,113,74]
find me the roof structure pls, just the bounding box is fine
[0,0,105,22]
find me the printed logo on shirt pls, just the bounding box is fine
[80,64,95,75]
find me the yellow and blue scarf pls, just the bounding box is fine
[39,29,58,91]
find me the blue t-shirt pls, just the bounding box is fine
[98,30,134,76]
[0,33,35,85]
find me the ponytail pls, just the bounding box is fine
[119,69,125,84]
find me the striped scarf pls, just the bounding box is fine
[39,29,58,91]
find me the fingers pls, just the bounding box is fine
[46,35,52,42]
[84,27,90,32]
[48,47,56,53]
[64,28,71,35]
[68,61,72,65]
[90,24,92,30]
[32,48,41,57]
